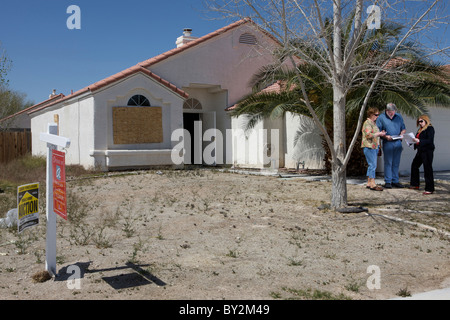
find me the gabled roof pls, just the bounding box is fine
[28,67,188,115]
[27,18,257,115]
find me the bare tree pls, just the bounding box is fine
[204,0,449,209]
[0,43,11,87]
[0,44,34,130]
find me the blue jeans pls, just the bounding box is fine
[363,147,378,178]
[382,140,403,184]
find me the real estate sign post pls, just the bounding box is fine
[40,123,70,276]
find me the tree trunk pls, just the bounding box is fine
[331,162,347,209]
[331,83,348,209]
[330,1,348,209]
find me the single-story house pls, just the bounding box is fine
[3,19,449,174]
[26,19,285,171]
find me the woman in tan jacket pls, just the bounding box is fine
[361,107,386,191]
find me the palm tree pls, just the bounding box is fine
[230,24,450,175]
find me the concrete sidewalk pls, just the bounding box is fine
[277,170,450,186]
[390,287,450,300]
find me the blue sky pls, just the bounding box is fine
[1,1,448,105]
[0,0,228,104]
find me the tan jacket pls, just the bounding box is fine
[361,119,380,149]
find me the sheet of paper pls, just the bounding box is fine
[403,132,416,147]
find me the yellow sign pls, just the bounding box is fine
[17,183,39,233]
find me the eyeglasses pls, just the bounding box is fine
[374,114,380,117]
[418,120,425,123]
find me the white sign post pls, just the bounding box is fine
[40,123,70,276]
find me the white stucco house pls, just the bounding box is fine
[27,19,288,171]
[6,18,450,174]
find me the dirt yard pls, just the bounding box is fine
[0,168,449,300]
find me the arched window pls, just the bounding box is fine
[239,33,257,45]
[183,98,202,110]
[128,95,150,106]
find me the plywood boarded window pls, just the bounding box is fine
[113,107,163,144]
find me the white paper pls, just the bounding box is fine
[403,132,416,147]
[391,135,402,140]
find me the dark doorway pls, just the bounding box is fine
[183,113,201,164]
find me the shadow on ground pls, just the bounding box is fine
[56,261,166,290]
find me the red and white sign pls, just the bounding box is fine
[52,150,67,220]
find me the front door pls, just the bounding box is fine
[182,111,217,165]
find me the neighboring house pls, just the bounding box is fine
[25,19,281,171]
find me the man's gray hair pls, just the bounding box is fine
[386,103,397,111]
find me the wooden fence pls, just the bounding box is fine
[0,130,32,163]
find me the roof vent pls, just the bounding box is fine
[239,33,257,45]
[176,28,198,48]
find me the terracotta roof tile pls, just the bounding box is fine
[225,81,292,111]
[29,67,188,114]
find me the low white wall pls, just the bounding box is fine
[90,149,174,170]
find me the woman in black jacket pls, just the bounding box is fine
[409,115,435,194]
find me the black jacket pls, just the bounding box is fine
[414,126,435,152]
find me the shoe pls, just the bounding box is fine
[409,186,419,190]
[370,186,384,191]
[423,191,433,195]
[392,183,404,188]
[384,183,392,188]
